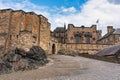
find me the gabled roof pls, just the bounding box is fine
[54,27,66,32]
[113,29,120,34]
[96,44,120,56]
[98,28,120,40]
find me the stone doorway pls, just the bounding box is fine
[52,44,56,54]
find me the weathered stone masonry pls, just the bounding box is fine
[52,24,114,54]
[0,9,50,54]
[0,9,117,55]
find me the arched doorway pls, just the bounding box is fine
[52,44,56,54]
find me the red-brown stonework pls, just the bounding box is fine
[53,24,102,44]
[0,9,50,54]
[0,9,119,55]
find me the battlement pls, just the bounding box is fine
[0,8,13,12]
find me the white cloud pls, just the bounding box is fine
[61,7,77,13]
[51,0,120,35]
[108,0,120,4]
[0,0,120,35]
[0,0,50,17]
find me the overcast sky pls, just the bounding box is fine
[0,0,120,35]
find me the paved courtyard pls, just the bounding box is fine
[0,55,120,80]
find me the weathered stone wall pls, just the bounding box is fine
[39,15,51,54]
[17,32,36,51]
[97,34,120,45]
[114,34,120,44]
[0,9,12,49]
[66,24,101,44]
[32,13,40,46]
[60,44,113,54]
[0,9,51,54]
[50,37,60,54]
[9,11,23,50]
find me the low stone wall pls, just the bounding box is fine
[60,43,113,54]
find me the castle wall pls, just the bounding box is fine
[0,9,117,55]
[114,34,120,44]
[66,24,100,44]
[32,13,40,46]
[9,11,22,50]
[0,9,12,53]
[60,44,113,54]
[0,9,51,54]
[21,12,33,32]
[39,15,51,54]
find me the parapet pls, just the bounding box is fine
[0,8,13,11]
[39,15,48,21]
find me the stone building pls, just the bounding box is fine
[52,24,66,43]
[52,24,102,44]
[0,9,118,55]
[0,9,51,54]
[52,24,116,54]
[97,26,120,45]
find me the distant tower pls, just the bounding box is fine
[64,23,66,43]
[64,23,66,30]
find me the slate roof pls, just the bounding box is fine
[113,29,120,34]
[98,28,120,40]
[96,44,120,56]
[54,27,66,32]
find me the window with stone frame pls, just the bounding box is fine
[55,33,59,37]
[86,36,91,44]
[75,36,81,43]
[74,32,82,43]
[118,36,120,41]
[109,36,113,41]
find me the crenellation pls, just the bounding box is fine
[61,24,100,44]
[0,8,13,13]
[39,15,48,21]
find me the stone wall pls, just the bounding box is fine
[0,9,12,53]
[39,15,51,54]
[60,43,113,54]
[66,24,101,44]
[0,9,50,54]
[50,37,60,54]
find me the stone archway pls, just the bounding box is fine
[52,44,56,54]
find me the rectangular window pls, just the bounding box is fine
[75,36,81,43]
[109,36,113,41]
[86,36,90,44]
[118,37,120,41]
[10,35,12,40]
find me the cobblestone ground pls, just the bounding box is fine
[46,56,120,80]
[0,55,80,80]
[0,55,120,80]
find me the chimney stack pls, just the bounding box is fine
[107,26,113,33]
